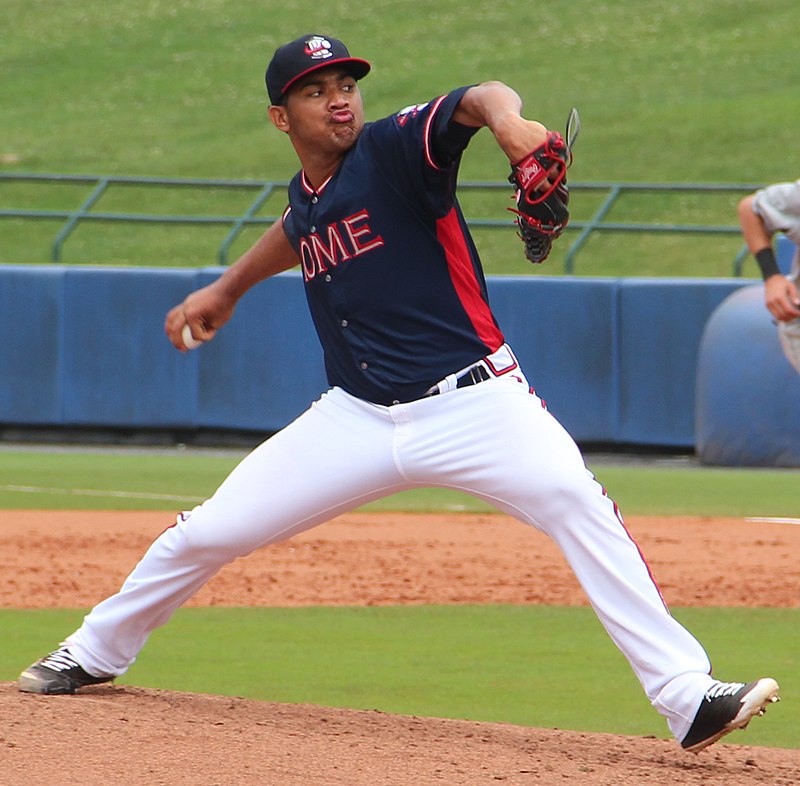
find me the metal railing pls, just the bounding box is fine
[0,173,289,265]
[0,173,760,272]
[557,182,761,275]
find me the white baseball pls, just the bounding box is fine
[181,323,203,350]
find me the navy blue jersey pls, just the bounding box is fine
[282,86,505,405]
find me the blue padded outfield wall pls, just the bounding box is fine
[696,284,800,466]
[1,234,798,466]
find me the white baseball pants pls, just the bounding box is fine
[66,349,714,741]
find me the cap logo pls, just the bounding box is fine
[304,36,334,61]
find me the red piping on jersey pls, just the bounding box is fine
[423,95,449,171]
[300,170,333,196]
[436,208,504,350]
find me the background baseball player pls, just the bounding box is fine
[20,33,779,754]
[738,180,800,374]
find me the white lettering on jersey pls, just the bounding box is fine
[300,210,385,282]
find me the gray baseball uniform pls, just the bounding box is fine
[752,179,800,373]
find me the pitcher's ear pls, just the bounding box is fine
[269,104,289,133]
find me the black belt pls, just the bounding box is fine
[424,362,492,397]
[385,362,492,406]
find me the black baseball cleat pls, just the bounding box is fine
[680,678,780,753]
[18,647,114,695]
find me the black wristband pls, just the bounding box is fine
[755,247,780,280]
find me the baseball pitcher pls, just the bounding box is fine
[20,34,780,755]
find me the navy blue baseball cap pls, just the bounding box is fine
[266,34,371,105]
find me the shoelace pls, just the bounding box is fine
[39,649,81,672]
[704,681,745,701]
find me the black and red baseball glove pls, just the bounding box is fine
[508,110,579,264]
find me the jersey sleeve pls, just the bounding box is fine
[752,180,800,244]
[420,85,481,170]
[366,86,480,216]
[280,203,297,247]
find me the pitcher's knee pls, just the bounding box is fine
[162,507,253,566]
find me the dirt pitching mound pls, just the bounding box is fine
[2,682,797,786]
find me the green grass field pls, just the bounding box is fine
[2,606,796,748]
[0,447,797,516]
[3,0,799,274]
[1,448,797,747]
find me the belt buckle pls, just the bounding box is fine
[457,362,491,389]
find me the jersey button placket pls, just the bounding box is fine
[308,191,318,238]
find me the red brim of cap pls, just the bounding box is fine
[280,57,371,99]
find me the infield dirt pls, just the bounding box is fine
[2,510,798,785]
